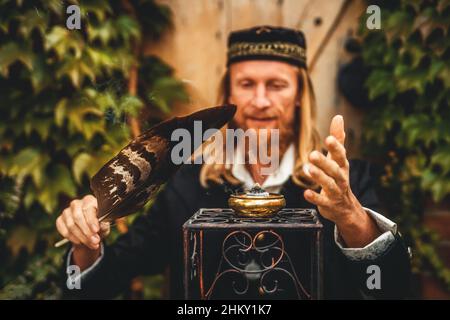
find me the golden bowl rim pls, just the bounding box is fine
[229,193,285,200]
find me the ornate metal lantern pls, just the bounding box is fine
[183,208,323,300]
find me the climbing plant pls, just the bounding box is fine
[359,0,450,292]
[0,0,187,299]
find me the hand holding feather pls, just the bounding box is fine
[55,105,236,248]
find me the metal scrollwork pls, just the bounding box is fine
[205,230,311,299]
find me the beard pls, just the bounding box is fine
[229,115,296,164]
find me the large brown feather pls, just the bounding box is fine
[90,104,236,222]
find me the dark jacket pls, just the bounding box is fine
[63,160,411,299]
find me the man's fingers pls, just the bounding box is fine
[82,195,99,234]
[304,189,329,207]
[83,205,99,234]
[329,115,345,145]
[99,221,111,238]
[70,201,94,239]
[57,213,81,245]
[83,194,98,206]
[309,151,347,187]
[57,217,80,246]
[325,135,349,168]
[56,216,70,240]
[308,164,339,194]
[63,210,99,249]
[62,211,88,244]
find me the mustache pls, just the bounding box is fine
[242,109,280,119]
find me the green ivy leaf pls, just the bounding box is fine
[36,164,76,213]
[430,178,450,202]
[394,64,428,94]
[18,10,48,38]
[79,0,112,22]
[72,152,94,184]
[29,55,52,93]
[86,47,115,70]
[87,21,116,45]
[6,148,49,188]
[0,176,22,220]
[23,182,36,211]
[45,26,84,60]
[67,102,104,134]
[431,146,450,175]
[56,57,97,88]
[0,42,34,77]
[119,95,144,117]
[438,63,450,87]
[115,15,141,43]
[80,117,106,140]
[23,115,53,140]
[148,77,188,113]
[54,98,67,127]
[6,226,37,257]
[365,70,396,101]
[385,10,414,40]
[428,58,446,82]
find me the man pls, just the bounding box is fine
[57,26,411,299]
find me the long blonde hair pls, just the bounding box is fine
[199,67,321,189]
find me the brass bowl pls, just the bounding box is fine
[228,193,286,217]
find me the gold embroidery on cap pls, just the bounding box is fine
[228,42,306,64]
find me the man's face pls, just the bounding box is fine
[228,60,299,137]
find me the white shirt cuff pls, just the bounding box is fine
[66,242,104,283]
[334,207,397,261]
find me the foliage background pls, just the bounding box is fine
[359,0,450,292]
[0,0,187,299]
